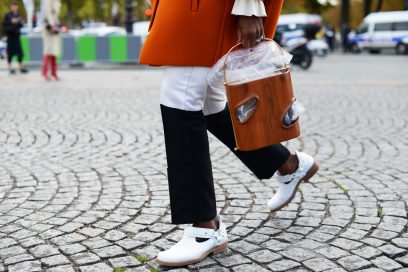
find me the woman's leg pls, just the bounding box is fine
[203,87,318,212]
[42,55,50,80]
[17,54,28,73]
[7,53,14,74]
[205,105,291,179]
[160,67,216,225]
[203,82,291,179]
[50,56,59,79]
[157,68,229,266]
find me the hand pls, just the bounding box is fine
[50,26,58,34]
[237,16,264,48]
[11,18,18,24]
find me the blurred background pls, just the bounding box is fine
[0,0,407,69]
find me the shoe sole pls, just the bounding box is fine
[269,160,320,213]
[154,241,228,267]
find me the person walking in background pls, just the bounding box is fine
[42,0,61,81]
[2,1,28,75]
[139,0,319,267]
[341,23,351,53]
[325,23,336,52]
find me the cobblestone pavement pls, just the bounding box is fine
[0,54,407,272]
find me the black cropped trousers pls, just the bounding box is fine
[161,104,290,224]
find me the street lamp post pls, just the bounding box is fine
[125,0,134,34]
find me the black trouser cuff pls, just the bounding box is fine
[167,161,217,224]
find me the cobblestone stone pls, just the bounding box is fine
[29,244,59,258]
[316,246,350,259]
[379,244,407,258]
[7,260,42,272]
[352,246,382,259]
[41,254,71,266]
[371,255,403,271]
[303,258,338,271]
[337,255,371,270]
[280,248,316,262]
[46,265,76,272]
[268,259,301,271]
[59,243,87,255]
[71,252,101,266]
[232,264,270,272]
[79,262,113,272]
[4,253,34,265]
[108,256,141,267]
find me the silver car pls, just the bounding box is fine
[0,38,7,59]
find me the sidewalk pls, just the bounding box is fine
[0,54,407,272]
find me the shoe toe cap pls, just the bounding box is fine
[156,248,190,264]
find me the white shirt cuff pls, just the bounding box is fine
[232,0,267,17]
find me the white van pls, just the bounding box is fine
[277,13,323,33]
[349,11,408,54]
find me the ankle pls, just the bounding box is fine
[193,218,218,230]
[278,154,299,175]
[193,218,218,243]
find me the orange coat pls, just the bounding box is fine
[139,0,284,67]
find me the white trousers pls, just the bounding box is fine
[160,67,227,115]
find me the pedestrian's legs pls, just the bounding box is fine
[50,56,59,80]
[7,54,15,74]
[160,67,216,224]
[42,55,50,80]
[17,54,28,73]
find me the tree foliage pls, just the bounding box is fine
[0,0,150,30]
[0,0,405,34]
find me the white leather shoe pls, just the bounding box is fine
[155,215,228,267]
[267,151,319,212]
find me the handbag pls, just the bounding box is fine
[223,40,301,151]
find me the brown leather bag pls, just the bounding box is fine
[224,41,301,151]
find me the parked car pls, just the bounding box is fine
[68,26,126,37]
[0,38,6,59]
[395,36,408,55]
[348,11,408,54]
[19,25,42,35]
[277,13,323,33]
[133,21,150,44]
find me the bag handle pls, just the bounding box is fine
[223,38,289,85]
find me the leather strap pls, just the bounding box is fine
[184,226,218,239]
[277,151,306,184]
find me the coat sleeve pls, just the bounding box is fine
[232,0,267,17]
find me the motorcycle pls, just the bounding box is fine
[274,31,313,70]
